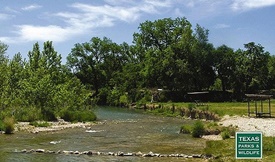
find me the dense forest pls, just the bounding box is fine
[1,17,275,121]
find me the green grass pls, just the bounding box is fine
[147,101,275,160]
[205,137,275,161]
[29,121,51,127]
[148,100,275,117]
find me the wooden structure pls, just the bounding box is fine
[187,92,209,106]
[246,94,272,117]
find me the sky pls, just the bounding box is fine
[1,0,275,62]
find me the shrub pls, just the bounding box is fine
[188,103,196,111]
[60,110,97,122]
[221,130,230,140]
[192,121,205,138]
[3,117,15,134]
[15,106,41,122]
[180,125,192,134]
[0,120,4,131]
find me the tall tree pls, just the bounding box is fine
[243,42,269,92]
[213,45,235,91]
[133,17,195,91]
[190,24,215,90]
[67,37,129,104]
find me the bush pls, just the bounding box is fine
[221,130,230,140]
[0,120,4,131]
[192,121,205,138]
[180,125,192,134]
[60,110,97,122]
[3,117,15,134]
[15,106,41,122]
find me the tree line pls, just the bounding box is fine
[1,17,275,121]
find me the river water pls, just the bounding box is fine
[0,107,206,162]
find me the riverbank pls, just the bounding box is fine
[13,114,275,137]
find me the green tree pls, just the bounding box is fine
[0,42,9,110]
[67,37,130,105]
[213,45,235,91]
[267,55,275,89]
[133,17,195,91]
[244,42,269,92]
[190,24,215,90]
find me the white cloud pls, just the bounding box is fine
[22,4,42,11]
[214,24,230,29]
[70,3,141,23]
[16,25,77,42]
[4,7,20,13]
[0,13,13,20]
[2,1,171,44]
[231,0,275,11]
[144,0,172,8]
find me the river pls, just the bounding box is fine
[0,107,206,162]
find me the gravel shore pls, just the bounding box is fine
[15,121,97,133]
[220,115,275,137]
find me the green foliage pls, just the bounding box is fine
[3,117,15,134]
[60,110,97,122]
[0,41,96,122]
[188,103,196,111]
[14,106,42,122]
[180,125,192,134]
[0,120,4,131]
[119,94,129,107]
[221,130,230,140]
[191,121,205,138]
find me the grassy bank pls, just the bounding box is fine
[205,137,275,161]
[145,100,275,117]
[144,101,275,161]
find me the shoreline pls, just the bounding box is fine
[13,115,275,137]
[15,120,99,134]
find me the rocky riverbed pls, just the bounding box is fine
[15,120,99,134]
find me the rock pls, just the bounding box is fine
[86,151,93,155]
[179,154,185,157]
[142,152,154,157]
[192,154,202,158]
[154,153,160,157]
[62,150,70,154]
[36,149,45,153]
[50,140,61,144]
[46,150,55,154]
[97,151,103,155]
[74,151,80,154]
[21,149,27,153]
[29,149,35,153]
[31,130,39,134]
[108,152,114,156]
[159,154,167,157]
[115,151,124,156]
[124,153,133,156]
[135,151,143,156]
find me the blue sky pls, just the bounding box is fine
[1,0,275,62]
